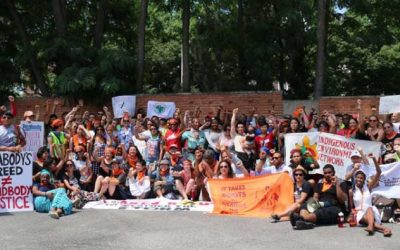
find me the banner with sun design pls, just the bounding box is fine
[285,132,382,179]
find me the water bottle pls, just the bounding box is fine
[337,212,345,228]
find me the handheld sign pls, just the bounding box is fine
[0,152,34,212]
[147,101,176,118]
[112,95,136,118]
[379,95,400,114]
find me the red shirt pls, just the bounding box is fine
[164,129,182,150]
[255,133,274,153]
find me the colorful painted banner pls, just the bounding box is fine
[83,198,213,212]
[371,162,400,199]
[20,121,44,160]
[208,173,294,218]
[284,132,382,179]
[0,152,34,212]
[147,101,176,118]
[379,95,400,114]
[112,95,137,118]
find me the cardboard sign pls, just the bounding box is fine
[20,121,44,160]
[0,152,34,212]
[379,95,400,114]
[208,173,294,218]
[112,95,136,118]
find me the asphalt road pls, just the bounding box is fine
[0,210,399,250]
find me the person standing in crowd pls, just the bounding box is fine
[250,147,271,176]
[134,123,162,165]
[364,115,384,142]
[118,114,133,150]
[268,152,292,175]
[182,118,206,161]
[203,117,222,159]
[47,119,68,159]
[381,122,400,156]
[344,149,370,182]
[0,111,26,152]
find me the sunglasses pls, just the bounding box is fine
[271,157,280,160]
[66,163,74,166]
[220,165,229,169]
[369,119,377,122]
[2,116,12,120]
[384,159,396,164]
[294,173,304,177]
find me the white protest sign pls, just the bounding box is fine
[112,95,136,119]
[379,95,400,114]
[20,121,44,159]
[0,152,34,212]
[393,123,400,133]
[147,101,176,118]
[371,162,400,199]
[285,132,381,179]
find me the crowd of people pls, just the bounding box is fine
[0,96,398,236]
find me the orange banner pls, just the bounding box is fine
[208,173,294,218]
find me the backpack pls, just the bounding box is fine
[372,195,395,222]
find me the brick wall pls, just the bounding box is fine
[13,91,283,121]
[12,93,387,122]
[319,96,381,120]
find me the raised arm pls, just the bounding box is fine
[367,155,381,190]
[230,108,238,138]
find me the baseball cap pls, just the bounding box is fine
[350,150,361,158]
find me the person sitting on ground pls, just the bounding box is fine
[291,164,347,230]
[128,159,151,199]
[151,159,177,199]
[215,159,248,179]
[349,155,392,236]
[271,166,313,222]
[32,169,73,219]
[32,146,50,182]
[94,147,114,197]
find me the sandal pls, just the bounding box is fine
[383,229,392,237]
[49,211,59,220]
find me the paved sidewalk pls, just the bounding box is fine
[0,210,398,250]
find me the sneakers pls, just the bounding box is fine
[295,220,314,230]
[289,212,302,227]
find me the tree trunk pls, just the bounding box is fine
[94,0,107,49]
[52,0,67,37]
[5,0,49,96]
[181,0,190,92]
[237,0,246,82]
[136,0,149,93]
[315,0,329,99]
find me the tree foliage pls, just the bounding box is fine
[0,0,400,102]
